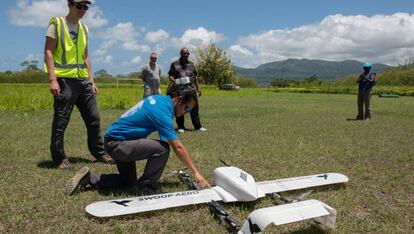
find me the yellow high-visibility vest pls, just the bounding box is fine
[46,17,89,78]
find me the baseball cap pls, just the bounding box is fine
[363,63,372,68]
[70,0,92,4]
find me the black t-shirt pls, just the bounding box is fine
[168,59,197,85]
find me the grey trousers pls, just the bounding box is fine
[50,78,105,164]
[357,90,372,119]
[94,138,170,188]
[143,86,161,98]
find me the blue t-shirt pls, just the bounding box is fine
[358,72,376,91]
[104,95,178,141]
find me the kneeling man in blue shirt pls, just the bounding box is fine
[65,88,210,195]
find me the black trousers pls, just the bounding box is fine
[176,101,202,130]
[357,90,372,119]
[50,78,105,164]
[94,138,170,188]
[167,82,203,130]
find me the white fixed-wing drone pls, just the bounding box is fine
[86,166,348,233]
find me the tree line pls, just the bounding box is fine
[270,65,414,87]
[1,45,413,87]
[0,44,257,88]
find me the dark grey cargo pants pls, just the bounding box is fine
[92,138,170,188]
[357,90,372,119]
[50,78,105,165]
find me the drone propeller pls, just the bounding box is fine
[219,158,231,167]
[272,189,313,204]
[166,168,188,177]
[166,168,198,190]
[295,189,313,202]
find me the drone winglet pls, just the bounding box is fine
[239,199,337,234]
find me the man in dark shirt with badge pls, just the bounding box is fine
[167,47,207,133]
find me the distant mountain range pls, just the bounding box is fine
[233,59,391,85]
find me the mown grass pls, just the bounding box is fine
[0,84,413,233]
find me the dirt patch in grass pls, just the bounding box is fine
[0,221,5,232]
[354,204,372,219]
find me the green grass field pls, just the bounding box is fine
[0,84,413,233]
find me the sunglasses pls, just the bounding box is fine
[74,3,89,11]
[181,52,190,55]
[184,105,192,113]
[150,57,157,60]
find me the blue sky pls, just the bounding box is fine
[2,0,414,75]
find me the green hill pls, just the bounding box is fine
[234,59,391,85]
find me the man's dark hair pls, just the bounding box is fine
[168,84,197,103]
[181,88,198,103]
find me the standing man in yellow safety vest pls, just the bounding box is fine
[44,0,114,169]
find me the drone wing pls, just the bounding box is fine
[85,189,222,218]
[257,173,349,194]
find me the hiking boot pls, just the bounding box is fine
[132,184,162,196]
[97,154,115,164]
[64,167,90,196]
[58,159,71,169]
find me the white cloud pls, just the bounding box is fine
[95,22,149,54]
[228,13,414,67]
[123,41,150,52]
[142,27,224,54]
[93,22,149,66]
[145,29,170,43]
[119,57,143,68]
[227,45,255,68]
[94,55,113,64]
[99,22,138,42]
[8,0,107,28]
[131,56,142,64]
[143,29,171,54]
[229,45,253,56]
[82,6,108,28]
[177,27,224,49]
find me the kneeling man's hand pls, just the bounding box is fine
[194,172,210,188]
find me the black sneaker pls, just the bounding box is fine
[64,167,90,196]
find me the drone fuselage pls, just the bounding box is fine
[212,167,265,202]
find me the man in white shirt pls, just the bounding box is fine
[141,53,162,98]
